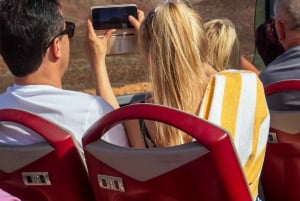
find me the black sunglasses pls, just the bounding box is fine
[59,21,75,38]
[46,21,75,48]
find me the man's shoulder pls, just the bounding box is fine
[267,46,300,66]
[49,88,111,106]
[0,84,111,108]
[260,46,300,85]
[1,84,86,97]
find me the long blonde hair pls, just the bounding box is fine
[139,1,210,147]
[204,18,241,71]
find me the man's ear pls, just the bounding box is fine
[49,37,62,59]
[275,20,286,41]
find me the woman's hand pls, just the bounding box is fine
[86,18,116,70]
[128,9,145,31]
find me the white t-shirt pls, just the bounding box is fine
[0,188,20,201]
[0,84,128,147]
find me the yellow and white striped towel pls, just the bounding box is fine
[199,70,270,200]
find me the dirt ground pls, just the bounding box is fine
[0,0,256,95]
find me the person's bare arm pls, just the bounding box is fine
[128,10,145,31]
[124,120,147,148]
[86,18,119,109]
[86,10,145,109]
[86,14,148,147]
[241,56,261,75]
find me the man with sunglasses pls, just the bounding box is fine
[259,0,300,110]
[0,0,128,147]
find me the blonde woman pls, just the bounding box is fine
[86,1,269,200]
[204,18,241,71]
[205,18,261,74]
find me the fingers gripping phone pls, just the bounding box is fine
[91,4,138,55]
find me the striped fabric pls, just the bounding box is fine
[199,70,270,200]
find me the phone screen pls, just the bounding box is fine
[92,5,137,30]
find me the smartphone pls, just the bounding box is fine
[90,4,138,55]
[91,4,137,34]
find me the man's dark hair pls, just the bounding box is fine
[0,0,64,77]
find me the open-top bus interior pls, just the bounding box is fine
[1,0,300,201]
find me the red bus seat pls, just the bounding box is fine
[261,80,300,201]
[82,103,252,201]
[0,109,95,201]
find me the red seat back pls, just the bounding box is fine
[0,109,95,201]
[261,80,300,201]
[82,103,252,201]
